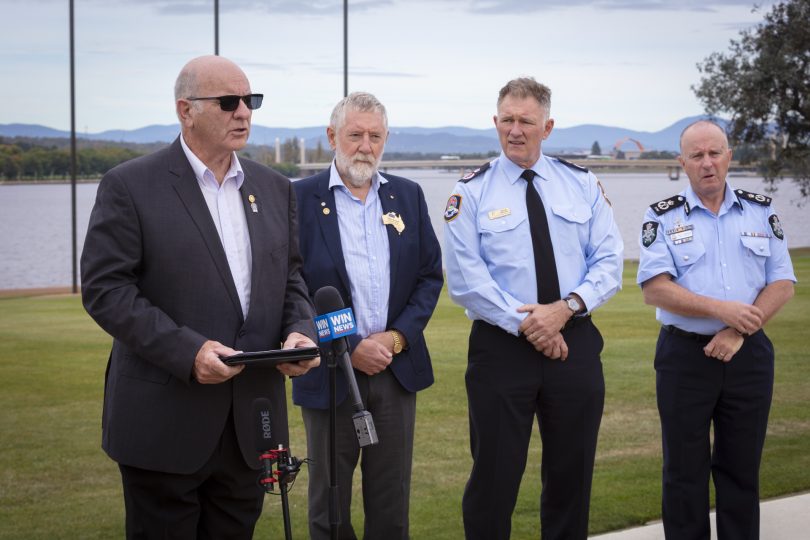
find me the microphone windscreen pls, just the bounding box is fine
[253,397,273,452]
[314,285,345,315]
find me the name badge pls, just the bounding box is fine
[488,208,511,220]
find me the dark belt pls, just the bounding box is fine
[661,324,713,344]
[563,314,592,331]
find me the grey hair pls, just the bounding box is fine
[330,92,388,131]
[679,119,728,151]
[174,64,198,102]
[497,77,551,113]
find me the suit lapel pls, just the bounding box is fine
[239,175,261,322]
[377,178,401,294]
[313,173,352,293]
[167,140,243,321]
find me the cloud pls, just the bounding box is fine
[459,0,773,14]
[95,0,392,16]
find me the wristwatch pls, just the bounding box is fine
[564,296,583,314]
[390,330,403,355]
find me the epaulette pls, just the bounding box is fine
[735,189,772,206]
[650,195,688,216]
[459,161,490,183]
[554,157,589,173]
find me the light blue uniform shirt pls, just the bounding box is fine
[443,152,624,335]
[636,183,796,334]
[330,162,391,338]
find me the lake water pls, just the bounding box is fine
[1,170,807,290]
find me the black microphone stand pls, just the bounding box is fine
[326,347,340,540]
[258,445,305,540]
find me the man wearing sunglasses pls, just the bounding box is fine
[81,55,319,538]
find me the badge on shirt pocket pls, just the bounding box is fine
[666,223,694,245]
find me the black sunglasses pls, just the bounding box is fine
[186,93,263,112]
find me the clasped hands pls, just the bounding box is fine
[193,331,320,384]
[704,301,764,363]
[517,301,571,361]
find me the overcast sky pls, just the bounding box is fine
[1,0,775,133]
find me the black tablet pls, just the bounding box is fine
[222,346,320,366]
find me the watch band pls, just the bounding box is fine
[390,330,403,355]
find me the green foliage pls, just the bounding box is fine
[591,140,602,156]
[1,252,809,538]
[0,140,141,180]
[694,0,810,198]
[639,150,678,159]
[267,162,301,178]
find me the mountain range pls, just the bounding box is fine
[1,115,718,154]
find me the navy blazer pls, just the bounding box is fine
[81,138,316,473]
[292,168,443,409]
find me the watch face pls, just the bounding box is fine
[567,298,579,312]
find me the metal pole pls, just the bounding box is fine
[69,0,78,294]
[343,0,348,97]
[214,0,219,55]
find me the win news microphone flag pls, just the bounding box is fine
[313,286,379,447]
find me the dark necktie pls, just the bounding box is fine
[521,169,561,304]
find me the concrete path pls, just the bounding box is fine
[590,492,810,539]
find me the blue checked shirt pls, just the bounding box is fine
[329,162,391,338]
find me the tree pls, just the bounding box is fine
[693,0,810,199]
[590,140,602,156]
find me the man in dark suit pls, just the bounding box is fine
[293,92,443,539]
[80,55,319,539]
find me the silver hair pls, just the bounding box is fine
[329,92,388,131]
[497,77,551,113]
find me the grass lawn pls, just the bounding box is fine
[1,251,808,539]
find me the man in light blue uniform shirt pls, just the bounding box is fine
[637,120,795,540]
[444,77,623,540]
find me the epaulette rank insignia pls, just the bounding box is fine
[735,189,771,206]
[555,157,589,172]
[460,162,490,183]
[650,195,687,216]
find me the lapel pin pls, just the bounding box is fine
[248,194,258,213]
[323,207,331,215]
[382,211,405,234]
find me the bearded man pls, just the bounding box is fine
[291,92,443,539]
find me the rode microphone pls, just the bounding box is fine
[253,398,275,490]
[314,286,379,447]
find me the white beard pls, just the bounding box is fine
[335,150,380,188]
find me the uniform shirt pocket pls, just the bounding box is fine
[740,236,770,288]
[479,212,531,267]
[548,203,592,254]
[671,240,708,292]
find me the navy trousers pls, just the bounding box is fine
[462,318,605,540]
[655,328,774,540]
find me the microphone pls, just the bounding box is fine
[253,398,275,491]
[314,286,379,447]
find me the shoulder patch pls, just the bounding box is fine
[444,194,462,222]
[641,221,659,248]
[735,189,772,206]
[554,157,589,173]
[769,214,784,240]
[459,162,490,183]
[650,195,687,216]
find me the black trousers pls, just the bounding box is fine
[118,412,264,540]
[462,319,605,540]
[655,328,774,540]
